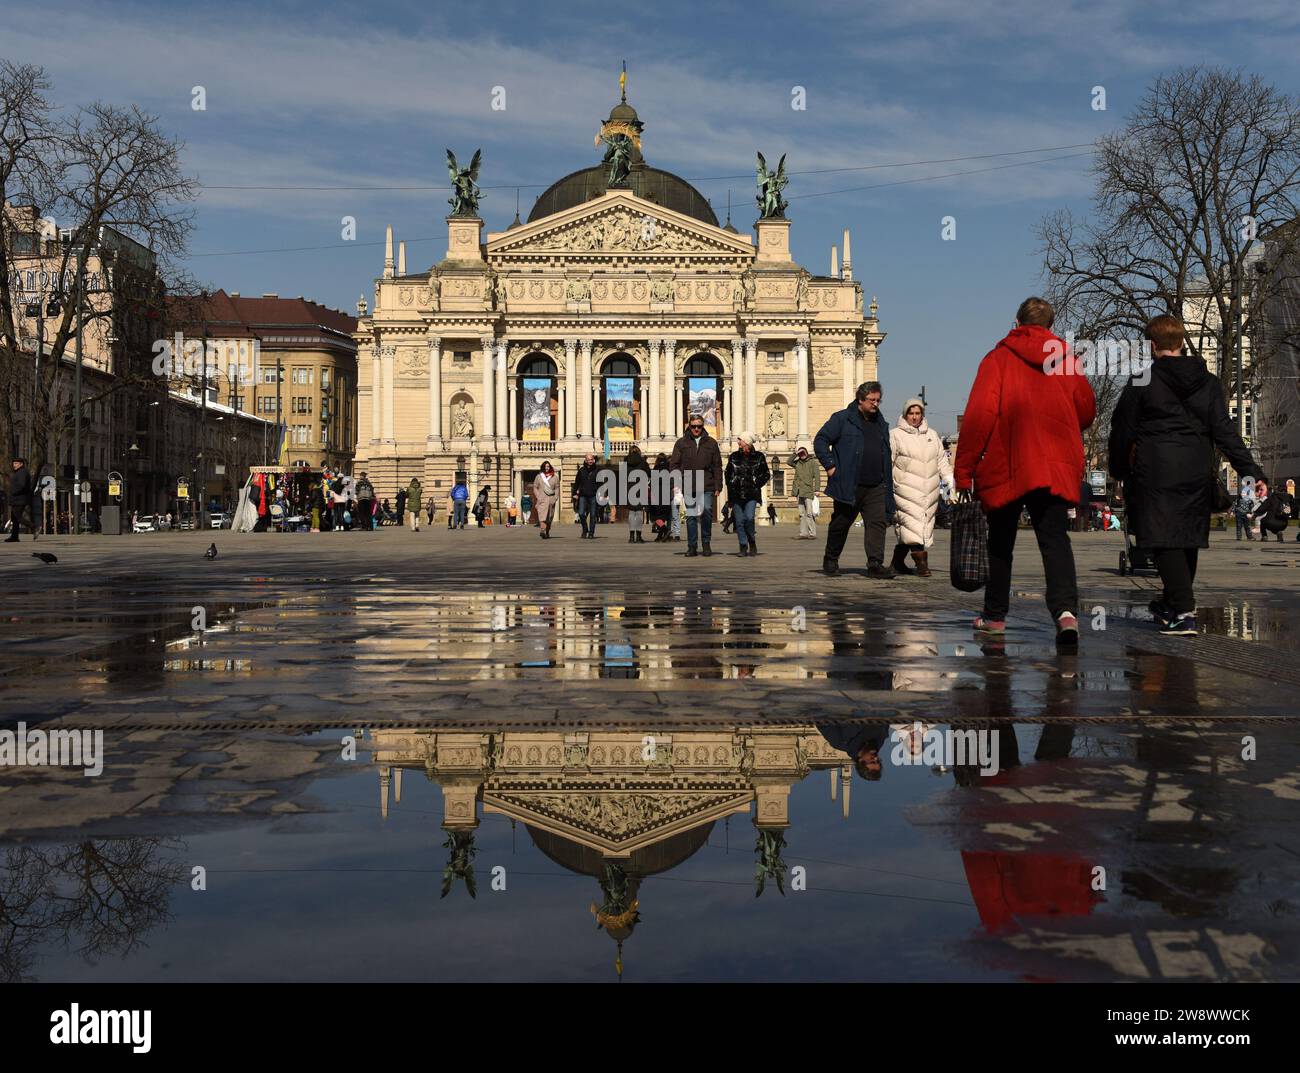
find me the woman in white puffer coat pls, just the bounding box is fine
[889,397,953,577]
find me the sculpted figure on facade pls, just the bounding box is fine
[446,148,483,217]
[452,399,474,438]
[566,278,591,302]
[767,402,786,439]
[651,278,672,303]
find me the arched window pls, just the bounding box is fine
[518,353,557,442]
[684,353,722,437]
[599,354,640,445]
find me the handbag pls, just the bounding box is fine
[949,489,989,592]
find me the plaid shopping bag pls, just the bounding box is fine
[949,490,988,592]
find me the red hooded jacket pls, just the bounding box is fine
[954,324,1095,510]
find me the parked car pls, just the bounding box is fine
[209,511,229,529]
[133,514,157,533]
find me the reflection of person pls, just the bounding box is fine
[956,297,1095,643]
[1110,314,1263,635]
[816,721,889,780]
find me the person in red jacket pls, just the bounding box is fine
[954,297,1096,644]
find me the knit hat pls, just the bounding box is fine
[738,431,756,446]
[902,397,925,416]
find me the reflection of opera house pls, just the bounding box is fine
[365,725,858,966]
[353,81,883,514]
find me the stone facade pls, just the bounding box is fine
[353,134,883,516]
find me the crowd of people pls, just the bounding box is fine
[5,296,1289,646]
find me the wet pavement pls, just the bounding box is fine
[2,527,1299,981]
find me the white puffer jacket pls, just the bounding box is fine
[890,400,953,547]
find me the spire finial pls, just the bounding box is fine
[619,61,627,102]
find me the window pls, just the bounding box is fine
[292,367,313,385]
[261,367,282,384]
[767,351,784,364]
[321,369,331,389]
[292,396,312,414]
[454,351,471,364]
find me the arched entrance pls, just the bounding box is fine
[599,354,640,445]
[684,354,723,438]
[517,354,557,442]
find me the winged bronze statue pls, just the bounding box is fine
[755,151,789,220]
[447,148,482,217]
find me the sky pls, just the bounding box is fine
[6,0,1300,434]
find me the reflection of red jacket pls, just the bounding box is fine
[954,325,1095,510]
[962,850,1103,934]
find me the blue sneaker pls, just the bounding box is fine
[1160,613,1197,636]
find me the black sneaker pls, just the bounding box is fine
[686,547,698,557]
[822,558,839,576]
[866,561,896,579]
[1161,613,1197,636]
[702,543,712,557]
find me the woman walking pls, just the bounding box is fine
[649,453,672,541]
[625,444,650,543]
[1108,314,1263,635]
[532,462,559,539]
[472,485,491,527]
[889,397,954,577]
[724,432,770,556]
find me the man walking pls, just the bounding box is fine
[5,457,38,542]
[789,443,820,539]
[571,453,602,539]
[669,413,724,557]
[814,382,897,578]
[405,476,423,531]
[955,297,1096,644]
[355,471,376,531]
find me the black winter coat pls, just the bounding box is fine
[724,449,771,505]
[1108,356,1262,549]
[814,402,897,512]
[8,465,34,504]
[571,463,602,498]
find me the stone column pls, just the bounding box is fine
[745,339,758,434]
[480,334,495,439]
[508,383,518,444]
[564,338,577,440]
[841,346,856,404]
[723,384,733,440]
[647,338,661,439]
[381,344,395,441]
[663,339,677,436]
[855,347,864,388]
[639,380,648,442]
[370,345,381,443]
[579,340,593,438]
[496,341,509,442]
[795,336,809,441]
[427,336,442,441]
[730,337,744,443]
[556,384,566,440]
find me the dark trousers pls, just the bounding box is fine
[7,501,39,537]
[1153,547,1199,615]
[824,483,888,565]
[577,495,597,536]
[984,490,1078,620]
[1260,517,1287,540]
[358,498,373,530]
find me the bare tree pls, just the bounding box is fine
[0,59,198,479]
[1037,67,1300,452]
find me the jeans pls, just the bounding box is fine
[671,506,681,539]
[577,495,597,536]
[453,501,467,528]
[685,492,714,548]
[984,489,1078,621]
[734,499,758,548]
[1153,547,1199,615]
[824,483,888,564]
[798,497,817,537]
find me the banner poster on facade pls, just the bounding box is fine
[688,378,718,438]
[522,378,552,441]
[605,377,635,442]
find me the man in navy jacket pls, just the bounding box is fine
[814,382,897,578]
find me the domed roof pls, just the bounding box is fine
[526,821,715,877]
[528,165,719,227]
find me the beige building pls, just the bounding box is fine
[353,91,883,512]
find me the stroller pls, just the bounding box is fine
[1116,481,1155,576]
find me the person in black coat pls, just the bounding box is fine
[1252,481,1292,542]
[1108,315,1263,632]
[724,432,770,555]
[5,457,39,541]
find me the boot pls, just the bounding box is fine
[635,531,644,543]
[890,543,913,575]
[912,548,931,577]
[628,532,636,544]
[702,542,712,557]
[867,559,897,579]
[823,557,839,576]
